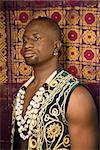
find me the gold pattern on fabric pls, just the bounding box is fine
[10,69,80,150]
[0,11,7,84]
[8,4,99,83]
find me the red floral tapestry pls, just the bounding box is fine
[0,1,99,149]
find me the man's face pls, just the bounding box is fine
[23,21,57,66]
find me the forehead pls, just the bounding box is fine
[24,21,56,37]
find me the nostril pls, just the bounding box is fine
[24,44,34,49]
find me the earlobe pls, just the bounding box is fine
[53,41,62,56]
[53,49,58,56]
[54,41,62,50]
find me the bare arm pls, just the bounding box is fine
[66,86,98,150]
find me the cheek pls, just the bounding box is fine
[41,40,54,54]
[40,46,53,59]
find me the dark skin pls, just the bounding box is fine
[22,21,61,116]
[19,20,98,149]
[67,86,98,149]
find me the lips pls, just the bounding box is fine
[24,51,36,58]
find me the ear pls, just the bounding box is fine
[54,40,62,51]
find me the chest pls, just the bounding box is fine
[22,83,40,116]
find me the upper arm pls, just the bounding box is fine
[66,85,98,149]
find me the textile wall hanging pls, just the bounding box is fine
[0,1,99,149]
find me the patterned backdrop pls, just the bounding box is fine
[0,1,99,149]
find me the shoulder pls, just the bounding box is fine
[65,86,98,148]
[66,85,97,124]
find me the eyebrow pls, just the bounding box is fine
[23,32,40,38]
[32,33,39,36]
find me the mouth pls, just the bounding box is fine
[24,51,39,66]
[24,51,36,58]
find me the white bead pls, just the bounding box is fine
[27,119,31,124]
[19,89,25,95]
[36,96,42,102]
[28,130,32,136]
[24,115,28,120]
[16,105,20,111]
[30,109,34,114]
[24,124,28,129]
[23,137,26,140]
[16,97,20,102]
[16,115,22,121]
[26,111,30,115]
[19,89,23,94]
[23,128,27,131]
[16,111,21,116]
[20,125,23,130]
[16,102,20,106]
[33,103,40,108]
[30,100,35,106]
[35,103,40,108]
[36,91,42,96]
[18,128,22,133]
[16,69,57,140]
[25,135,29,139]
[39,87,45,92]
[20,105,23,109]
[29,124,33,130]
[17,109,23,113]
[21,119,26,124]
[29,114,32,118]
[28,111,31,115]
[17,121,21,126]
[27,105,32,111]
[22,90,25,95]
[20,100,24,104]
[33,103,37,108]
[33,95,38,100]
[15,106,19,111]
[20,133,25,140]
[20,95,24,99]
[31,120,35,125]
[33,108,38,114]
[17,93,21,97]
[32,114,37,119]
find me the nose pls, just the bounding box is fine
[24,40,34,50]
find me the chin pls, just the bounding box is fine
[24,57,39,66]
[25,61,34,66]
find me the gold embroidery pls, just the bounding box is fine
[11,70,80,150]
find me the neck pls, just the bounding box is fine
[32,58,59,84]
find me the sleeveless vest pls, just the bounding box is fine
[10,69,80,150]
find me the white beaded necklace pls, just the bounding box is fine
[15,70,57,140]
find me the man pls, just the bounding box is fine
[11,17,98,150]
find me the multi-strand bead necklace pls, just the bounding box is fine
[15,70,57,140]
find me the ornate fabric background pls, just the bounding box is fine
[0,1,99,149]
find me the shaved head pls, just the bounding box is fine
[26,17,62,41]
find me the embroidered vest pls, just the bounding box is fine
[10,69,80,150]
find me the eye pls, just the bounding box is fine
[33,36,41,41]
[23,38,27,43]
